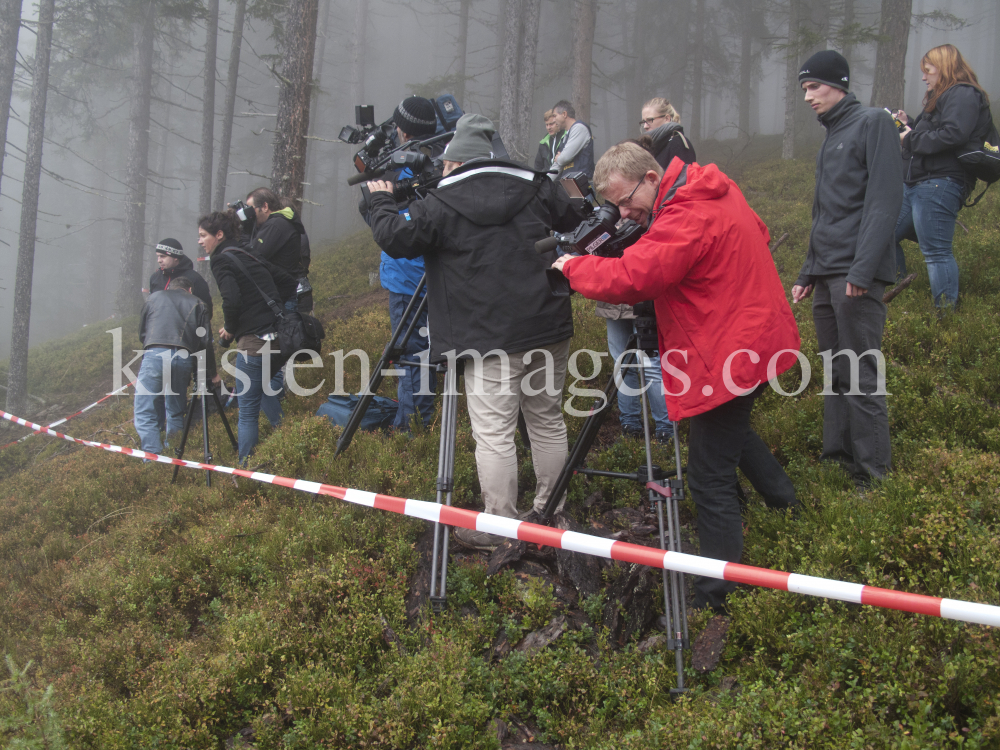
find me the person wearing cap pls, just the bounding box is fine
[373,96,442,432]
[134,276,213,456]
[791,50,903,489]
[149,238,213,319]
[364,113,587,551]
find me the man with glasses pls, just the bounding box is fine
[552,141,800,614]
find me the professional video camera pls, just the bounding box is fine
[357,149,445,209]
[339,105,399,177]
[536,171,646,295]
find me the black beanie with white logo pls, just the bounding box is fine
[393,96,438,138]
[798,50,850,92]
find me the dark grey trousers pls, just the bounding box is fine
[812,274,891,485]
[688,386,797,611]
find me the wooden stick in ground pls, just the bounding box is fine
[883,273,917,304]
[769,232,789,255]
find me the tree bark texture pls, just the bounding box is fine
[498,0,523,161]
[666,0,690,118]
[213,0,246,210]
[515,0,540,156]
[115,3,155,318]
[869,0,912,109]
[0,0,21,204]
[351,0,367,104]
[271,0,319,207]
[623,0,642,133]
[198,0,218,215]
[738,0,753,141]
[6,0,55,415]
[454,0,471,106]
[842,0,855,75]
[570,0,596,124]
[689,0,705,142]
[781,0,799,160]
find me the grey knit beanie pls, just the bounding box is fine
[393,96,438,137]
[441,114,496,163]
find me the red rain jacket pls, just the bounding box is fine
[563,159,801,420]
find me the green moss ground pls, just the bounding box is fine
[1,160,1000,748]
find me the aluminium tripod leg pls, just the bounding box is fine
[172,395,201,484]
[429,364,458,612]
[637,366,688,695]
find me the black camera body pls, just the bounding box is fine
[230,198,256,236]
[358,150,444,208]
[339,105,400,180]
[537,172,646,296]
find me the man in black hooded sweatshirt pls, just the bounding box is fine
[365,113,587,551]
[242,187,307,310]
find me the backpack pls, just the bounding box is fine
[957,111,1000,207]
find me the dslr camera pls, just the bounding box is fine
[231,198,256,236]
[537,171,646,296]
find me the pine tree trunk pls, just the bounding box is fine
[498,0,523,161]
[667,0,690,117]
[199,0,218,216]
[493,0,507,119]
[738,0,753,141]
[0,0,21,203]
[271,0,319,207]
[842,0,855,74]
[455,0,471,106]
[689,0,705,142]
[623,0,642,132]
[781,0,799,160]
[115,3,156,318]
[515,0,540,159]
[304,0,330,235]
[6,0,54,415]
[213,0,246,210]
[571,0,596,124]
[351,0,367,103]
[869,0,912,109]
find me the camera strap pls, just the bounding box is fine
[652,164,689,222]
[224,250,286,321]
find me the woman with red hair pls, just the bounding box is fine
[893,44,992,310]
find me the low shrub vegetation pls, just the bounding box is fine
[1,159,999,748]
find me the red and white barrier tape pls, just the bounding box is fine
[0,382,134,451]
[2,406,998,628]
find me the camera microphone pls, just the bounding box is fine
[535,236,561,254]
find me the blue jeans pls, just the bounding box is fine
[134,347,193,454]
[894,178,965,307]
[605,318,671,434]
[388,291,436,430]
[235,350,284,463]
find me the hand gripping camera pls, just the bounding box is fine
[537,171,646,296]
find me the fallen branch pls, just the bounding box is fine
[883,273,917,304]
[769,232,789,255]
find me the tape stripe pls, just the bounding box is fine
[3,406,999,628]
[0,382,133,451]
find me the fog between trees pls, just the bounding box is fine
[0,0,998,410]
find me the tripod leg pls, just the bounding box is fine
[429,365,457,611]
[211,388,239,452]
[172,395,200,484]
[201,394,212,487]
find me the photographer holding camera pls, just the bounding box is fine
[365,113,587,550]
[239,188,307,310]
[552,142,799,613]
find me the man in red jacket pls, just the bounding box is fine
[552,142,800,612]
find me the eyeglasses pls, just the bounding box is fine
[614,178,645,209]
[640,115,666,128]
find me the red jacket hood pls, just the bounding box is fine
[564,161,801,419]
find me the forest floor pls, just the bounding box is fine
[2,158,1000,748]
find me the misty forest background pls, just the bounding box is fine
[0,0,998,412]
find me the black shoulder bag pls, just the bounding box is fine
[226,251,325,363]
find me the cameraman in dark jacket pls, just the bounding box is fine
[893,44,991,309]
[201,210,297,464]
[241,187,306,306]
[366,113,586,550]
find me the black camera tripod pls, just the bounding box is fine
[540,333,690,695]
[171,384,238,486]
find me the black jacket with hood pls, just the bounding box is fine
[210,245,297,341]
[245,207,306,278]
[796,93,903,290]
[148,254,213,319]
[367,160,587,362]
[646,122,697,170]
[902,83,992,188]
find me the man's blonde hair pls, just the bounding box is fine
[594,141,663,197]
[543,109,555,120]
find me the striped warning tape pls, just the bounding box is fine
[2,406,998,628]
[0,382,134,451]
